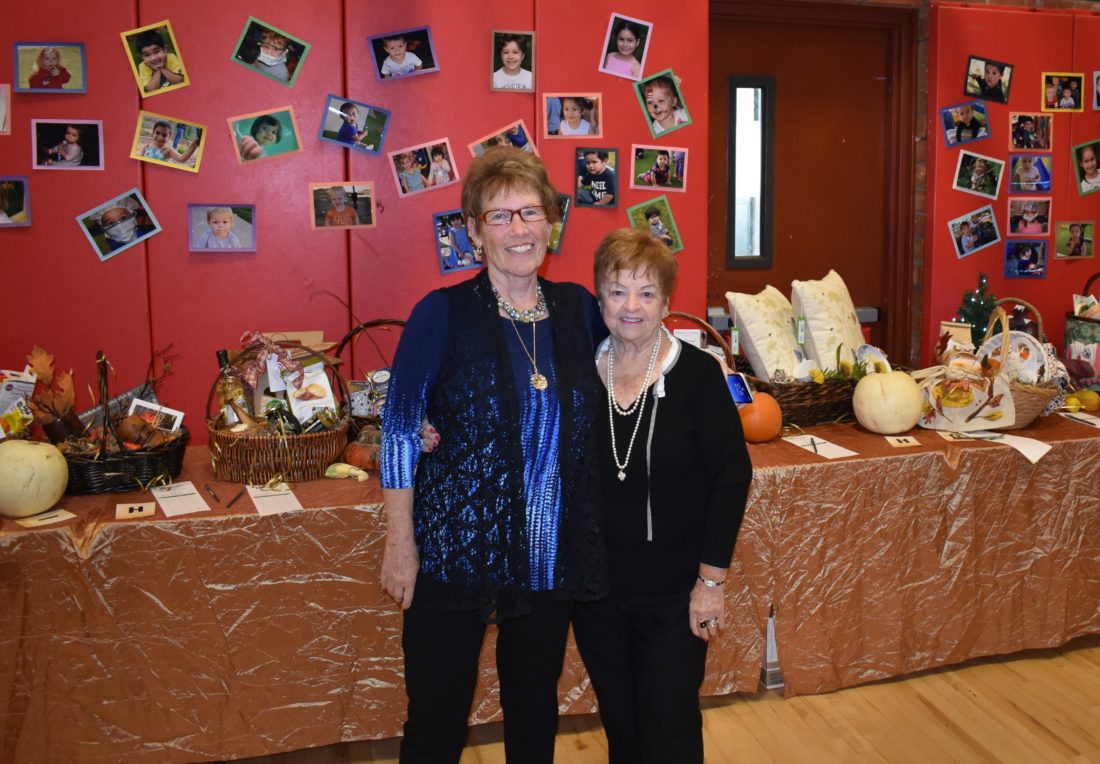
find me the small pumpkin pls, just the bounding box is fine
[0,440,69,518]
[343,425,382,470]
[738,392,783,443]
[852,370,922,434]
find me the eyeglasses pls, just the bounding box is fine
[478,206,549,226]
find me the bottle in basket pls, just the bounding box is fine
[215,349,253,427]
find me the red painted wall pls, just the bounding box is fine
[926,4,1100,362]
[0,1,708,444]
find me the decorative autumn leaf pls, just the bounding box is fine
[26,345,55,385]
[55,371,76,413]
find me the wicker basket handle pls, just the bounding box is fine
[980,307,1012,370]
[1083,272,1100,297]
[994,297,1045,341]
[333,319,406,373]
[205,340,350,422]
[664,311,733,367]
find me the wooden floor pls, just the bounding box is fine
[237,633,1100,763]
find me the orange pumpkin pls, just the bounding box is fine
[343,425,382,470]
[738,392,783,443]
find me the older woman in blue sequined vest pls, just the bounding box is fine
[379,146,608,764]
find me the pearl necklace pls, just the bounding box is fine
[491,283,547,323]
[607,332,662,481]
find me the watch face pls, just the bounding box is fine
[726,373,754,405]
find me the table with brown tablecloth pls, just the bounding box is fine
[2,416,1098,761]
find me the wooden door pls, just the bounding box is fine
[708,2,916,362]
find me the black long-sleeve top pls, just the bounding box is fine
[596,333,754,597]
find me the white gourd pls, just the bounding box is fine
[852,371,923,434]
[0,440,69,518]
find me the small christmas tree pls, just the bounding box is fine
[956,272,997,346]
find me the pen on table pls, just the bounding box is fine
[203,483,221,503]
[226,486,247,508]
[807,437,819,454]
[1065,413,1097,427]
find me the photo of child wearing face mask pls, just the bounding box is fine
[78,190,162,261]
[232,18,310,87]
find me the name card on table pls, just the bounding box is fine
[15,508,76,528]
[116,502,156,520]
[937,430,1052,464]
[151,481,212,518]
[782,434,858,460]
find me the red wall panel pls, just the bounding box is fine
[926,4,1100,361]
[1,1,708,443]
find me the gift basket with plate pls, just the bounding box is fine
[206,334,349,483]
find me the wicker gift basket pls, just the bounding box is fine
[981,305,1060,429]
[206,340,349,483]
[65,351,189,494]
[663,311,856,427]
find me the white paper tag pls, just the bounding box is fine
[885,434,921,448]
[782,434,857,459]
[16,508,77,527]
[115,502,156,520]
[796,317,807,345]
[246,485,305,516]
[729,328,740,356]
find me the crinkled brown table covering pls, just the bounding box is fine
[2,416,1098,762]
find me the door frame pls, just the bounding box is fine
[710,0,918,364]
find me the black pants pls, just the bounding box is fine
[574,591,708,764]
[399,590,573,764]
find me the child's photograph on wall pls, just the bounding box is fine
[120,22,188,96]
[941,101,988,147]
[575,147,618,207]
[1054,221,1093,259]
[309,183,375,230]
[0,177,30,228]
[13,42,86,93]
[1007,197,1051,236]
[598,13,652,81]
[388,139,458,197]
[228,107,301,164]
[1008,154,1051,193]
[543,94,602,138]
[31,119,103,171]
[1073,139,1100,196]
[948,204,1000,259]
[1004,241,1047,278]
[963,55,1011,104]
[231,17,310,88]
[76,188,161,262]
[0,84,9,135]
[468,119,537,156]
[318,95,389,155]
[548,193,572,254]
[433,209,481,274]
[130,112,204,172]
[490,31,534,92]
[634,69,690,138]
[187,204,255,252]
[630,145,687,192]
[626,196,683,254]
[1009,113,1051,151]
[1042,72,1084,112]
[952,150,1004,199]
[369,27,438,80]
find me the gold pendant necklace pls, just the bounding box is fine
[508,318,548,391]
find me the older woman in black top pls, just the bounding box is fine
[574,228,753,764]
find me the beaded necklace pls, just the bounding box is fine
[491,283,547,323]
[606,331,662,481]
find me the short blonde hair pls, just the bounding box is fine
[461,146,559,226]
[593,227,677,299]
[206,207,233,222]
